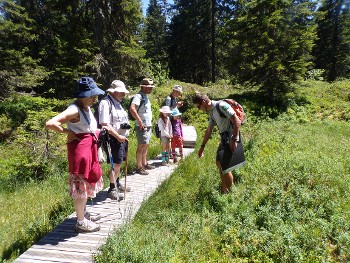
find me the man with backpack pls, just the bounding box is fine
[163,84,184,110]
[192,91,245,194]
[98,80,131,200]
[129,78,156,175]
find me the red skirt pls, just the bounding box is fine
[67,133,102,185]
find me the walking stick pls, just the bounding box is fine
[124,142,129,198]
[104,129,119,201]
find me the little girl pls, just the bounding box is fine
[157,106,173,166]
[171,108,184,163]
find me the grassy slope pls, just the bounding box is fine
[95,80,350,262]
[1,80,350,262]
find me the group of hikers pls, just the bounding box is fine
[45,76,245,233]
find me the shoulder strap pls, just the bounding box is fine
[215,100,226,118]
[74,103,91,125]
[137,92,146,113]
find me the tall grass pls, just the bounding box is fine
[1,79,350,262]
[95,120,350,262]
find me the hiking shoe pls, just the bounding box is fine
[85,212,101,222]
[107,188,120,200]
[161,162,169,166]
[144,163,156,170]
[117,183,131,192]
[75,220,100,233]
[136,167,149,175]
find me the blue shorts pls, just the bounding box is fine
[135,126,152,144]
[103,137,128,165]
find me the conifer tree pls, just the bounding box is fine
[0,0,49,98]
[168,0,212,84]
[314,0,350,81]
[143,0,168,68]
[224,0,317,105]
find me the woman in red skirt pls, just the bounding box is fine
[45,77,105,233]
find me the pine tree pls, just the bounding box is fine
[168,0,212,84]
[314,0,350,81]
[143,0,168,67]
[223,0,317,105]
[0,0,49,98]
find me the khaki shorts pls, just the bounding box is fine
[135,126,152,144]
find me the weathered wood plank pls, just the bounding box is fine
[13,141,196,263]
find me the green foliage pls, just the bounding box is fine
[305,69,325,81]
[0,0,50,98]
[2,80,350,262]
[313,0,350,81]
[168,0,213,84]
[143,0,168,68]
[223,0,317,105]
[95,79,350,262]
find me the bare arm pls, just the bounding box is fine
[229,114,241,151]
[45,107,79,142]
[198,125,214,157]
[130,103,145,129]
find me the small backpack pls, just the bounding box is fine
[128,92,146,120]
[216,99,246,124]
[154,123,161,138]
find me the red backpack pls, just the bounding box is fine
[216,99,246,124]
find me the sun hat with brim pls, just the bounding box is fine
[107,80,130,93]
[159,106,172,114]
[75,77,105,98]
[173,85,183,93]
[171,108,182,117]
[140,78,155,88]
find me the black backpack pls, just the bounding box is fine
[128,92,146,120]
[154,123,161,138]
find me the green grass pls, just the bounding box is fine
[95,120,350,262]
[1,79,350,262]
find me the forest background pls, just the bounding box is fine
[1,0,350,262]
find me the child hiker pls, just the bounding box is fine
[171,108,184,163]
[157,106,173,166]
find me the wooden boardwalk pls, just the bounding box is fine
[14,126,197,263]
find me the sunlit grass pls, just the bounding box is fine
[95,120,350,262]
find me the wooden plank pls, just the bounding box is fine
[13,142,196,263]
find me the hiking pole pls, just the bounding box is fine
[105,130,119,201]
[124,141,129,198]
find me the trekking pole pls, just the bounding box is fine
[105,130,119,201]
[124,142,129,198]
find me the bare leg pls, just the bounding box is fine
[216,160,234,193]
[136,144,148,168]
[74,198,87,221]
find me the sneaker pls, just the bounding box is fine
[85,212,101,222]
[107,188,120,200]
[75,220,100,233]
[117,183,131,192]
[136,167,149,175]
[144,163,156,170]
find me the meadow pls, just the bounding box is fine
[1,80,350,262]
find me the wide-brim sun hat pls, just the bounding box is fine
[159,106,172,114]
[171,108,182,117]
[173,85,183,93]
[140,78,155,88]
[107,80,129,93]
[75,77,105,98]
